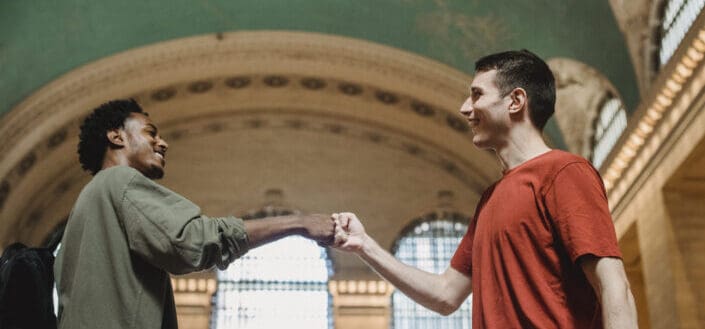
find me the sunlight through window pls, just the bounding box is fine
[659,0,705,65]
[211,211,333,329]
[392,217,471,329]
[592,97,628,168]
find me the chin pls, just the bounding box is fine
[472,136,491,149]
[144,165,165,180]
[153,168,165,179]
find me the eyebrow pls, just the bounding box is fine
[146,123,158,132]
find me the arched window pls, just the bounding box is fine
[658,0,705,66]
[591,96,628,168]
[391,211,472,329]
[210,206,334,329]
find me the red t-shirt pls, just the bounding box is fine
[450,150,622,329]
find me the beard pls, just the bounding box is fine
[144,164,165,180]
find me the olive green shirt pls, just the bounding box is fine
[55,166,249,329]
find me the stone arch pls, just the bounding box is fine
[0,31,499,256]
[548,57,624,159]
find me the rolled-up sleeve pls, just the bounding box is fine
[118,172,249,274]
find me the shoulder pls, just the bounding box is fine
[89,166,144,197]
[545,150,591,168]
[546,151,604,190]
[503,150,594,185]
[537,150,597,178]
[538,150,603,192]
[551,150,597,175]
[97,165,141,182]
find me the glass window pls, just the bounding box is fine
[210,209,333,329]
[391,213,471,329]
[592,97,628,168]
[659,0,705,65]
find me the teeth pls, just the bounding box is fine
[155,152,164,159]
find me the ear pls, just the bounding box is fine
[106,128,126,148]
[508,88,528,115]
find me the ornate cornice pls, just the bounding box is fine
[157,109,490,191]
[0,31,497,246]
[0,31,471,176]
[603,14,705,215]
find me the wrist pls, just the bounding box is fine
[357,233,375,255]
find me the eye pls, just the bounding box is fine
[471,90,481,101]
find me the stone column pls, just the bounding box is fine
[172,272,217,329]
[330,280,394,329]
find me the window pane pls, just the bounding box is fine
[392,219,472,329]
[659,0,705,65]
[211,228,333,329]
[592,97,628,168]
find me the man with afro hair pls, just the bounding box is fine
[55,99,338,329]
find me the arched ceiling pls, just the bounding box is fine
[1,0,638,120]
[0,1,645,264]
[0,32,501,276]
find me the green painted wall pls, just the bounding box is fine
[0,0,638,149]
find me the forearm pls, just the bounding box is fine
[244,214,304,249]
[357,234,465,315]
[600,283,638,329]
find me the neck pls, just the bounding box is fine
[101,150,129,171]
[494,123,551,171]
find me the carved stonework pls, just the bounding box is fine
[329,280,394,329]
[548,58,620,158]
[609,0,657,94]
[171,273,217,329]
[0,31,499,250]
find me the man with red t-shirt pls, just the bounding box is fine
[333,50,638,329]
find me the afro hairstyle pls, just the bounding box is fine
[77,99,146,175]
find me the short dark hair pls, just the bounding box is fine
[78,99,145,175]
[475,49,555,130]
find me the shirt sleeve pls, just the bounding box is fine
[450,187,493,276]
[450,225,474,276]
[117,172,250,274]
[544,162,622,264]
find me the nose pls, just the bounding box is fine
[157,137,169,152]
[459,97,473,116]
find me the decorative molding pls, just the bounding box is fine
[329,280,394,318]
[0,31,471,178]
[155,109,490,191]
[0,31,497,247]
[608,0,657,95]
[172,277,217,294]
[548,57,622,158]
[604,14,705,215]
[134,74,471,137]
[329,280,394,296]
